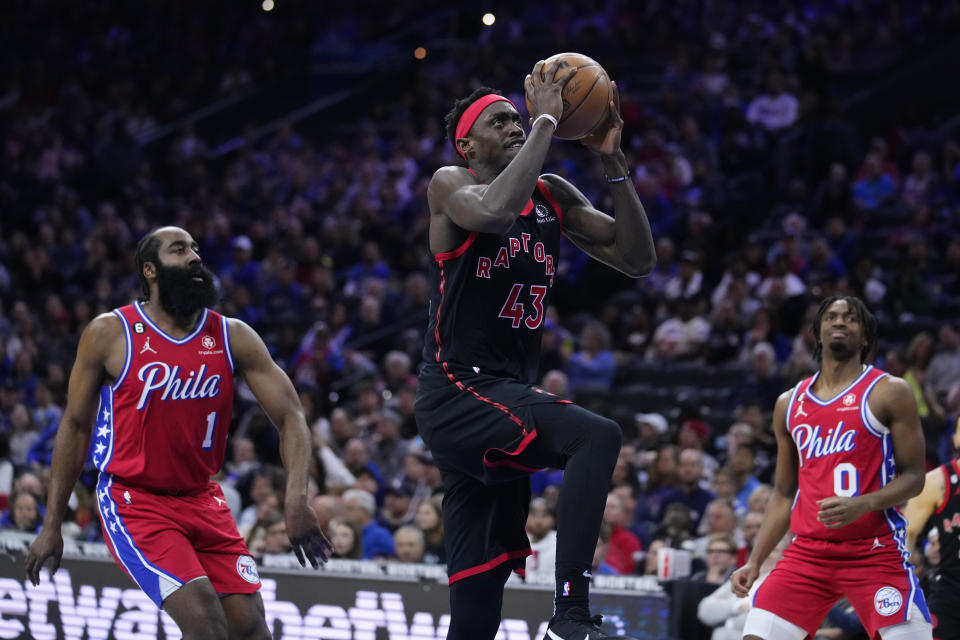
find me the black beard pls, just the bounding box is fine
[155,262,219,318]
[827,339,858,361]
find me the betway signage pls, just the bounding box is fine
[0,533,669,639]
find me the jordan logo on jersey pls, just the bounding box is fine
[794,394,808,418]
[136,362,223,410]
[791,420,857,462]
[139,337,157,355]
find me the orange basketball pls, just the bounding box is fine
[526,52,612,140]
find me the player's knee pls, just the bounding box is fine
[590,416,622,457]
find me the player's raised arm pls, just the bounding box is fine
[542,83,656,278]
[228,318,333,568]
[731,390,797,597]
[429,61,576,235]
[25,313,117,586]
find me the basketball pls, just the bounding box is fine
[526,52,612,140]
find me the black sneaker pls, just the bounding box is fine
[543,606,634,640]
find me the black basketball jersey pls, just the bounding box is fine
[422,178,563,384]
[932,459,960,591]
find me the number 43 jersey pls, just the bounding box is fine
[94,302,235,492]
[785,365,906,540]
[423,179,563,384]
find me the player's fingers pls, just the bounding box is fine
[556,65,578,86]
[24,556,36,586]
[532,60,545,81]
[310,538,330,564]
[292,544,306,568]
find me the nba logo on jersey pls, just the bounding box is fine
[236,555,260,584]
[874,586,902,616]
[562,581,571,596]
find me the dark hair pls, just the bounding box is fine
[811,296,877,363]
[443,86,503,148]
[134,230,162,302]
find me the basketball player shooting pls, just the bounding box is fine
[25,226,332,639]
[732,296,932,640]
[415,60,655,640]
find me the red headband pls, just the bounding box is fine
[454,94,516,158]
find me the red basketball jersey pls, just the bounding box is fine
[92,302,235,492]
[786,365,907,540]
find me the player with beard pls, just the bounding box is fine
[732,296,931,639]
[26,226,332,639]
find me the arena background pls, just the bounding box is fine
[3,1,960,639]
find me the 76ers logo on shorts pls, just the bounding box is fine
[874,586,902,616]
[236,555,260,584]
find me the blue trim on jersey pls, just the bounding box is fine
[893,528,932,623]
[805,365,873,406]
[784,382,803,466]
[134,301,208,345]
[859,373,889,438]
[97,473,183,607]
[111,310,133,390]
[92,388,116,472]
[221,315,235,373]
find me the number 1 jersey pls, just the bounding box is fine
[93,302,235,492]
[422,178,563,384]
[786,365,907,540]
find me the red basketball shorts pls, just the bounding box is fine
[752,531,930,639]
[96,474,261,607]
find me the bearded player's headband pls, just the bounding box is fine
[454,94,517,158]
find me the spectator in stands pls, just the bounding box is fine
[368,408,410,485]
[540,369,570,397]
[697,535,789,639]
[928,323,960,401]
[343,488,394,559]
[377,479,413,534]
[690,532,738,585]
[343,437,385,491]
[746,484,773,515]
[902,151,937,210]
[603,491,642,574]
[413,496,445,564]
[261,515,294,556]
[1,489,42,533]
[656,449,716,530]
[565,321,616,393]
[728,444,762,514]
[237,466,284,535]
[728,341,785,411]
[745,70,799,133]
[8,403,38,465]
[393,525,426,563]
[664,250,704,301]
[678,418,718,483]
[330,518,363,560]
[904,331,947,429]
[738,511,764,568]
[853,152,897,211]
[691,499,740,556]
[652,295,710,361]
[526,497,557,579]
[592,523,620,575]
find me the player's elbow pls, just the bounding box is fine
[622,256,656,278]
[906,470,926,499]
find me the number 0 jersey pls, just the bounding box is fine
[786,365,907,540]
[422,178,563,384]
[93,302,235,492]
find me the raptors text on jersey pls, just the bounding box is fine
[422,179,563,384]
[93,302,235,492]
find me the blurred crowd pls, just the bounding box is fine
[3,4,960,636]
